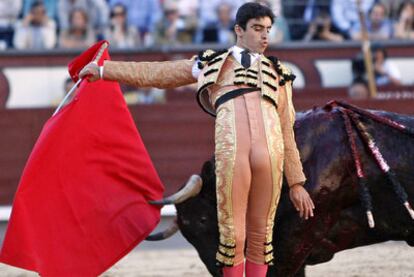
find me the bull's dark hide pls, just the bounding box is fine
[175,106,414,277]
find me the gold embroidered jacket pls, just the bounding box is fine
[102,50,306,187]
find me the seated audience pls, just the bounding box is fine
[0,0,22,49]
[351,45,402,88]
[379,0,406,20]
[176,0,198,19]
[331,0,375,39]
[200,3,235,44]
[154,1,195,45]
[372,44,402,86]
[13,1,57,49]
[104,3,140,49]
[109,0,161,45]
[58,8,96,49]
[283,0,332,41]
[58,0,109,36]
[393,1,414,39]
[350,3,392,41]
[303,11,344,42]
[282,0,310,40]
[198,0,244,30]
[22,0,58,21]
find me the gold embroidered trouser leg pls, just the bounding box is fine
[247,94,284,265]
[215,92,283,266]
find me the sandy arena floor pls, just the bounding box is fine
[0,241,413,276]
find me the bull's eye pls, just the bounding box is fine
[200,216,207,224]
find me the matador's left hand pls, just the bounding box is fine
[289,184,315,220]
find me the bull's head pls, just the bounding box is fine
[147,159,221,276]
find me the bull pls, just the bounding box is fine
[147,102,414,276]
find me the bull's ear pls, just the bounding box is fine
[199,157,216,197]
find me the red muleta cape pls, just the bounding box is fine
[0,41,164,276]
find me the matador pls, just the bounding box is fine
[80,3,315,276]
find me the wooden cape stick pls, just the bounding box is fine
[356,0,377,98]
[52,42,109,116]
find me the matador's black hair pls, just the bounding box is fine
[235,2,275,30]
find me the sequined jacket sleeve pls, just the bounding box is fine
[277,81,307,187]
[103,59,197,89]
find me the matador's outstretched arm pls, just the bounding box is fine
[80,59,197,89]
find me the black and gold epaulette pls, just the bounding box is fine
[267,56,296,86]
[197,49,229,69]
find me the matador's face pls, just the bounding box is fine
[235,16,272,54]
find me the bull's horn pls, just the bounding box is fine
[366,210,375,228]
[149,174,202,205]
[404,201,414,220]
[145,217,179,241]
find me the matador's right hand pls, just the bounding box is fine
[79,62,101,82]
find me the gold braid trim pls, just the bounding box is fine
[216,252,235,266]
[233,66,246,85]
[264,244,273,254]
[218,245,236,257]
[260,99,284,252]
[215,101,237,266]
[265,237,273,245]
[219,237,236,247]
[259,56,279,107]
[265,252,274,265]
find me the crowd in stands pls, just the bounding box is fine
[0,0,414,50]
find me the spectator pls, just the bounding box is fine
[348,77,369,99]
[351,45,402,88]
[372,44,402,86]
[303,0,331,24]
[198,0,245,29]
[303,11,344,42]
[331,0,375,39]
[58,8,96,49]
[154,1,194,45]
[379,0,406,20]
[282,0,309,40]
[109,0,161,45]
[176,0,198,40]
[0,0,22,49]
[283,0,331,40]
[13,1,56,49]
[393,1,414,39]
[104,3,140,49]
[200,3,235,44]
[176,0,199,19]
[22,0,57,21]
[350,3,392,41]
[58,0,109,35]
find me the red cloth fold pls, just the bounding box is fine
[0,41,164,276]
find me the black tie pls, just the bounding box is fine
[241,50,251,68]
